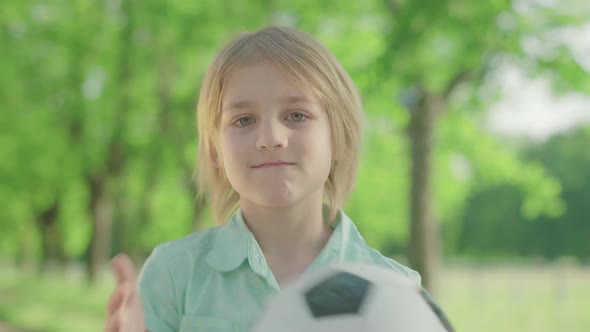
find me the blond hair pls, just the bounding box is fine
[196,26,363,225]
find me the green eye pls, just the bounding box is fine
[288,113,306,122]
[237,117,254,126]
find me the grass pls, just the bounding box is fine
[0,263,588,331]
[437,265,590,332]
[0,265,111,332]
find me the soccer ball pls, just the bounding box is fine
[253,263,453,332]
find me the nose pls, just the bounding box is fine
[256,119,288,151]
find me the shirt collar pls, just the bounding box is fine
[205,205,372,272]
[205,209,252,272]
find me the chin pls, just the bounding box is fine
[255,193,298,208]
[240,182,324,208]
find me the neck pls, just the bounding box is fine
[239,190,332,259]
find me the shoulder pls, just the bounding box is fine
[139,226,222,278]
[337,210,422,285]
[368,248,422,285]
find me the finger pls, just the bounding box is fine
[107,285,128,316]
[122,291,146,332]
[124,286,142,309]
[112,254,137,286]
[104,312,120,332]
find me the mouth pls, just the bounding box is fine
[252,161,296,168]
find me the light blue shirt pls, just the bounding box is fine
[138,208,421,332]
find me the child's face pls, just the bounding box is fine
[217,61,332,208]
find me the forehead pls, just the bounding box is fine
[221,61,318,109]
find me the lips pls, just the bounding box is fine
[252,161,295,168]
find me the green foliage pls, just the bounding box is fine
[457,126,590,260]
[0,0,587,266]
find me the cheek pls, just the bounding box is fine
[220,132,248,164]
[316,123,333,155]
[304,127,332,162]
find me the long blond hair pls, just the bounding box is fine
[196,26,363,225]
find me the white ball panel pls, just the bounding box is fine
[253,263,449,332]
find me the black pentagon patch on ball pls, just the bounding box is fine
[304,271,371,318]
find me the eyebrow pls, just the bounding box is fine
[279,96,314,104]
[224,96,315,111]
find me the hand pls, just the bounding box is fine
[105,254,146,332]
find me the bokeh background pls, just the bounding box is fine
[1,0,589,331]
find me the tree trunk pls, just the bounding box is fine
[407,92,443,293]
[86,174,114,283]
[84,0,133,282]
[36,201,63,273]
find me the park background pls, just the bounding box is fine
[1,0,589,331]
